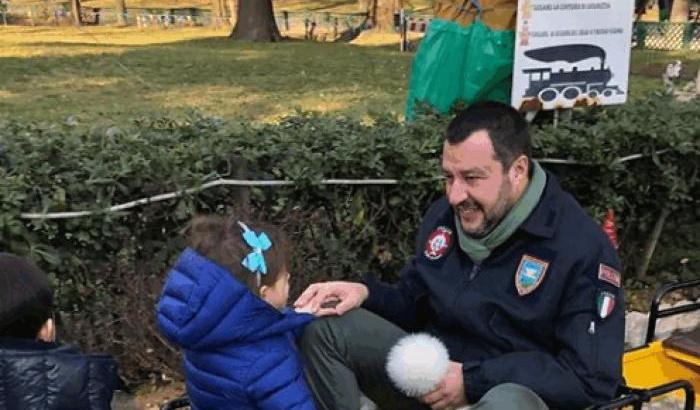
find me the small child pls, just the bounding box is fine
[157,215,317,410]
[0,252,120,410]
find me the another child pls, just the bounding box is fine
[0,252,120,409]
[157,215,317,410]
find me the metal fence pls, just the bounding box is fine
[634,22,700,51]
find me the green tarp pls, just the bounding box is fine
[405,19,515,120]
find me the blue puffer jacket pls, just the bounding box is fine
[0,338,119,409]
[157,248,316,410]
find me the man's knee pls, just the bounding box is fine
[300,316,334,354]
[476,383,548,410]
[300,309,362,354]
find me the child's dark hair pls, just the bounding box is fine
[186,215,291,295]
[0,253,54,339]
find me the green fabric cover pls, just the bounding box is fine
[405,19,515,120]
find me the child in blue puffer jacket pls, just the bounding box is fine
[157,215,317,410]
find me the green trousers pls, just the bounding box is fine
[300,308,549,410]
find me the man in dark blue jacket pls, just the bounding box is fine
[295,101,624,410]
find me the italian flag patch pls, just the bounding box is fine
[597,291,616,319]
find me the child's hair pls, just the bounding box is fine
[186,215,291,296]
[0,253,54,339]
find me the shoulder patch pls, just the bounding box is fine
[424,226,453,260]
[598,264,621,288]
[597,291,616,319]
[515,255,549,296]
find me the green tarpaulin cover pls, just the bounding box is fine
[405,19,515,120]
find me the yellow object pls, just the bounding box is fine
[623,340,700,404]
[433,0,517,30]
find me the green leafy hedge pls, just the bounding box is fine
[0,95,698,382]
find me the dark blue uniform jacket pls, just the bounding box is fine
[157,248,316,410]
[363,173,624,409]
[0,338,119,409]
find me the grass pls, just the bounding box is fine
[629,48,700,98]
[0,24,697,125]
[0,26,413,124]
[8,0,434,13]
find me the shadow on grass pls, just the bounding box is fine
[0,35,413,123]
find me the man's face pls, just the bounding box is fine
[442,131,518,238]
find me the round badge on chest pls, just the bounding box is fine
[424,226,453,260]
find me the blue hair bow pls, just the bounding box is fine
[237,222,272,286]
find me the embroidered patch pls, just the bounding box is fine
[515,255,549,296]
[424,226,453,260]
[597,291,616,319]
[598,264,621,288]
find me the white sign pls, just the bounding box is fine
[511,0,635,111]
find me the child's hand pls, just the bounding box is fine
[293,304,317,315]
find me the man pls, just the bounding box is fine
[295,101,624,410]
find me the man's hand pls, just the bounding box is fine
[293,281,368,316]
[420,361,467,410]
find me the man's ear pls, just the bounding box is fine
[510,155,530,182]
[37,318,56,343]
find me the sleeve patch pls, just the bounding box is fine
[598,264,621,288]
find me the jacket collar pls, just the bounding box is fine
[0,337,64,352]
[517,170,561,239]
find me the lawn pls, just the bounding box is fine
[0,24,697,125]
[0,25,414,124]
[8,0,434,13]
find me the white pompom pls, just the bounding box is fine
[386,333,451,397]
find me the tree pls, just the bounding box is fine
[114,0,126,25]
[230,0,281,41]
[670,0,689,21]
[211,0,225,27]
[70,0,82,26]
[227,0,238,25]
[359,0,403,31]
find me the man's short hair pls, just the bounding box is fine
[445,101,532,169]
[0,253,54,339]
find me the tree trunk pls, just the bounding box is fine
[227,0,238,25]
[114,0,126,25]
[230,0,281,41]
[670,0,689,21]
[375,0,394,31]
[363,0,403,31]
[70,0,82,26]
[359,0,376,27]
[211,0,225,27]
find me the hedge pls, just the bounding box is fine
[0,94,698,383]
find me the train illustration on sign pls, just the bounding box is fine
[520,44,625,105]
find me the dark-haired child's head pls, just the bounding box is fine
[0,253,56,341]
[186,215,292,310]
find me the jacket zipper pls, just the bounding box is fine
[468,264,481,281]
